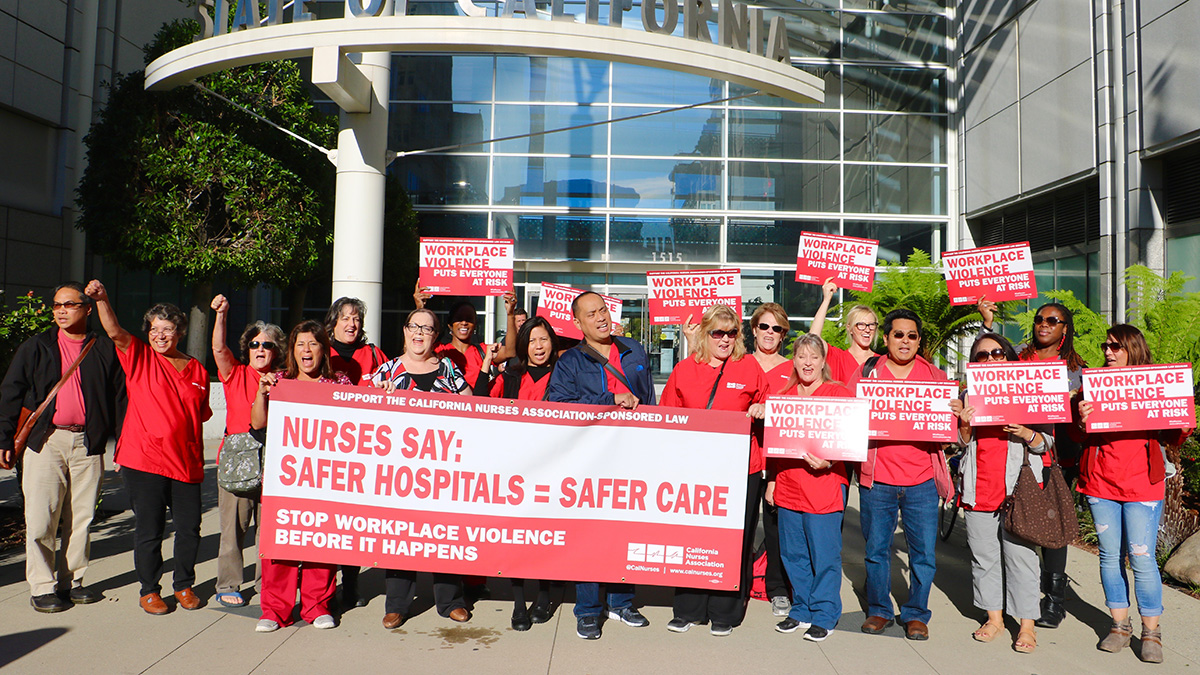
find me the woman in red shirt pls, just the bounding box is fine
[954,333,1052,653]
[809,278,881,384]
[85,280,211,616]
[662,304,769,637]
[474,316,560,630]
[209,294,284,608]
[251,320,352,632]
[766,333,852,642]
[1077,325,1189,664]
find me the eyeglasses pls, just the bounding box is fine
[405,323,437,335]
[854,322,878,331]
[890,331,919,340]
[52,301,86,310]
[1033,315,1066,326]
[148,328,177,337]
[709,329,739,339]
[248,341,276,350]
[974,348,1006,362]
[1100,341,1124,352]
[756,323,786,334]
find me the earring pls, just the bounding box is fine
[1058,332,1066,351]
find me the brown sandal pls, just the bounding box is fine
[1099,620,1133,653]
[973,622,1004,643]
[1014,629,1037,653]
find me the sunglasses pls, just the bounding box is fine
[974,348,1006,362]
[248,341,276,350]
[1100,341,1124,352]
[756,323,786,334]
[1033,315,1066,326]
[52,301,87,310]
[709,329,739,339]
[890,331,919,340]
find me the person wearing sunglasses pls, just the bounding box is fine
[0,283,122,614]
[209,294,285,608]
[368,308,473,630]
[749,302,796,618]
[768,333,853,643]
[954,333,1052,654]
[85,280,211,616]
[810,277,881,383]
[847,308,954,641]
[661,304,770,637]
[1075,325,1191,664]
[978,299,1086,629]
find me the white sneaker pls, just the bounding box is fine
[770,596,791,617]
[312,614,336,630]
[256,619,280,633]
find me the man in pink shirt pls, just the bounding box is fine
[0,282,124,613]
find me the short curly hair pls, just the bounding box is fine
[142,303,187,336]
[238,321,286,368]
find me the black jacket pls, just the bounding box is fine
[0,327,125,455]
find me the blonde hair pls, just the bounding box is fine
[693,304,746,363]
[843,304,879,345]
[781,333,836,393]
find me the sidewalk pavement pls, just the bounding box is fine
[2,441,1199,674]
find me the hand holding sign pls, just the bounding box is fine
[1082,364,1196,432]
[795,232,879,292]
[419,237,514,296]
[943,243,1036,305]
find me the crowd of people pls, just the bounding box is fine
[0,277,1191,665]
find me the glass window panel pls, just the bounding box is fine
[731,66,837,109]
[727,219,838,264]
[842,12,948,64]
[843,65,946,114]
[391,55,493,102]
[496,57,610,103]
[608,217,721,263]
[500,214,605,260]
[1056,255,1089,306]
[1167,233,1200,294]
[610,159,723,209]
[611,107,723,157]
[1032,260,1055,311]
[1087,251,1101,310]
[492,156,607,207]
[494,105,608,155]
[389,103,489,152]
[730,109,839,161]
[416,213,488,239]
[391,155,488,205]
[769,10,841,60]
[844,113,944,164]
[613,63,723,105]
[738,271,828,323]
[843,220,943,263]
[842,0,948,10]
[729,161,840,212]
[844,164,945,215]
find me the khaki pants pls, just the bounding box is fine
[216,486,261,594]
[22,429,103,596]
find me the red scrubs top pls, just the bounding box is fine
[661,355,770,473]
[769,381,851,514]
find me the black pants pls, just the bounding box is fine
[1041,465,1080,577]
[384,570,465,616]
[761,489,792,599]
[673,472,763,626]
[511,578,549,611]
[122,467,202,596]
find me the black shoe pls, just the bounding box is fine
[465,583,491,603]
[511,608,532,631]
[68,587,103,604]
[1035,573,1068,628]
[804,625,830,642]
[31,593,71,613]
[529,603,552,624]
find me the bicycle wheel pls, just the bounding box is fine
[938,496,959,541]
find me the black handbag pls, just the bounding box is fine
[1002,445,1079,549]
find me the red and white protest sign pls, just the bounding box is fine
[856,380,958,443]
[646,269,742,325]
[419,237,514,296]
[259,380,749,590]
[535,283,623,341]
[965,361,1071,425]
[942,242,1036,305]
[795,232,878,292]
[1082,364,1196,432]
[763,396,870,462]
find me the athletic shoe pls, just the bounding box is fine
[312,614,336,629]
[710,622,733,637]
[666,618,698,633]
[607,606,649,627]
[577,615,602,640]
[775,617,810,634]
[804,625,829,642]
[770,596,791,617]
[256,619,280,633]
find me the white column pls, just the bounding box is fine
[331,16,392,341]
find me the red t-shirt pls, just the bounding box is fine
[1078,431,1168,502]
[968,426,1008,511]
[220,362,262,441]
[114,338,212,483]
[331,343,387,385]
[661,355,770,473]
[489,371,552,401]
[1020,351,1060,468]
[849,355,947,486]
[603,343,631,395]
[51,331,87,426]
[826,344,861,386]
[771,381,851,514]
[436,342,486,389]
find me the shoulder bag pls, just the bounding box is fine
[217,428,267,497]
[1001,444,1079,549]
[11,337,96,460]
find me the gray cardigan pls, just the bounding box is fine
[954,403,1055,509]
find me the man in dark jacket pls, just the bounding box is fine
[546,291,655,640]
[0,282,124,613]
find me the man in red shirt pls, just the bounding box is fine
[0,283,124,613]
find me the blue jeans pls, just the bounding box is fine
[1086,496,1164,616]
[859,479,938,624]
[574,583,634,619]
[779,496,844,630]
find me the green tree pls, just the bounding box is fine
[77,18,338,358]
[1013,289,1110,369]
[820,249,1020,367]
[0,291,56,374]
